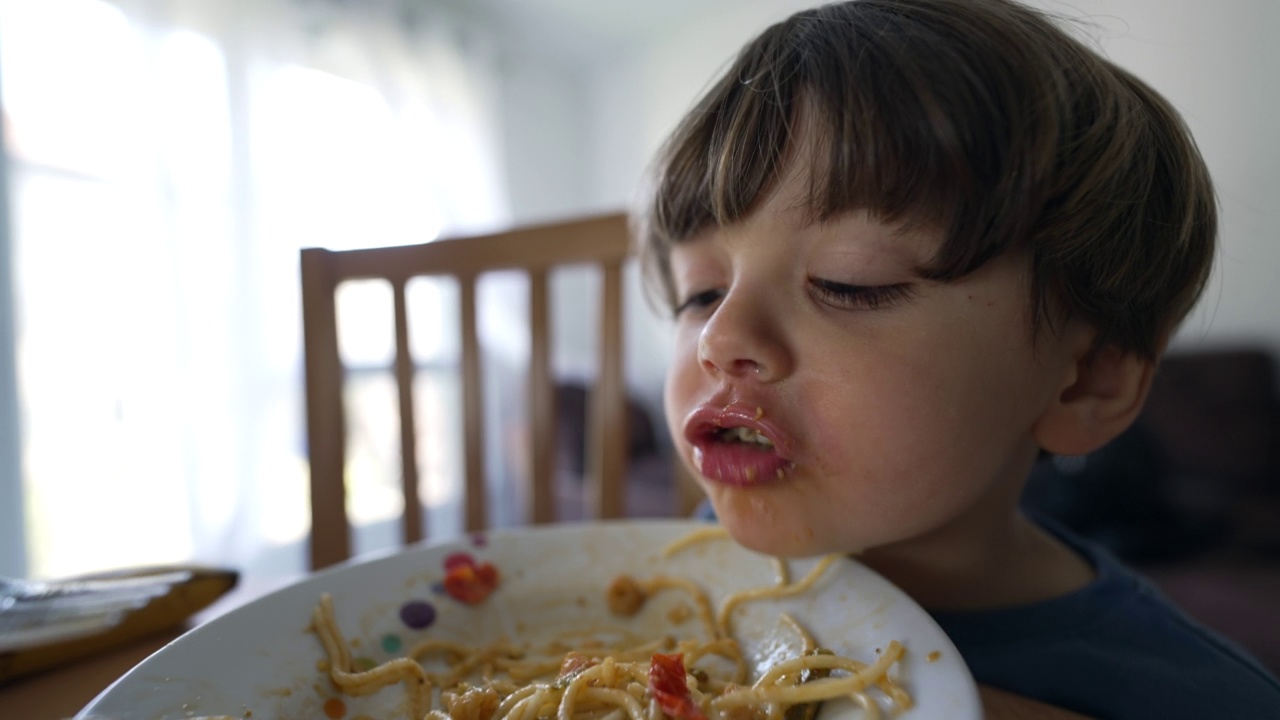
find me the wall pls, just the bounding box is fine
[500,56,591,225]
[1080,0,1280,353]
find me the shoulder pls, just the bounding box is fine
[932,522,1280,718]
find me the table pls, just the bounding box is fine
[0,576,292,720]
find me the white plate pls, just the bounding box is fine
[78,519,981,719]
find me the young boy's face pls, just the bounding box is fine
[662,150,1086,559]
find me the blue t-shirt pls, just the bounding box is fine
[693,502,1280,717]
[929,521,1280,719]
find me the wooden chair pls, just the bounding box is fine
[300,212,633,570]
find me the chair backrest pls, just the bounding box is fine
[299,212,632,570]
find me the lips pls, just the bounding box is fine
[683,402,794,488]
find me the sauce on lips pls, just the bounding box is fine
[685,402,793,487]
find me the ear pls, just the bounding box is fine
[1032,342,1158,457]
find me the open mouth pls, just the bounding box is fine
[711,425,775,449]
[690,421,791,487]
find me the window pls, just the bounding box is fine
[0,0,508,581]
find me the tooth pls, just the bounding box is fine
[745,467,757,482]
[718,425,775,447]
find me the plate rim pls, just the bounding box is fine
[78,518,981,720]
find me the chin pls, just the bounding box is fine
[711,493,835,559]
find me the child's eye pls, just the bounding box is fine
[808,278,913,310]
[674,288,724,316]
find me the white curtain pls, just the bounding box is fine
[0,0,510,581]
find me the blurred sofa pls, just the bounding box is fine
[1024,346,1280,674]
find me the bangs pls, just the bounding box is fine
[646,2,1067,308]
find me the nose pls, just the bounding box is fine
[697,289,793,383]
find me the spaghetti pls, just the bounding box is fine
[309,529,912,720]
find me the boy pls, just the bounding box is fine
[637,0,1280,717]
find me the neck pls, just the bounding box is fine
[858,456,1095,611]
[861,513,1093,611]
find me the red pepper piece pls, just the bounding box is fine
[444,551,476,571]
[648,653,708,720]
[556,651,597,681]
[443,561,499,604]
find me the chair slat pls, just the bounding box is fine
[589,258,627,518]
[392,279,423,545]
[459,274,486,532]
[528,269,555,524]
[300,249,350,570]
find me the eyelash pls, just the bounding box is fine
[674,281,912,316]
[674,288,723,316]
[808,278,913,310]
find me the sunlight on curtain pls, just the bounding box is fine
[0,0,508,581]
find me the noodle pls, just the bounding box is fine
[661,527,730,557]
[778,614,816,654]
[312,593,433,717]
[310,530,911,720]
[714,555,840,638]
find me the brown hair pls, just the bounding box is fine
[640,0,1216,359]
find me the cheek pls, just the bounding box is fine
[662,328,702,449]
[802,333,1044,508]
[662,370,685,452]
